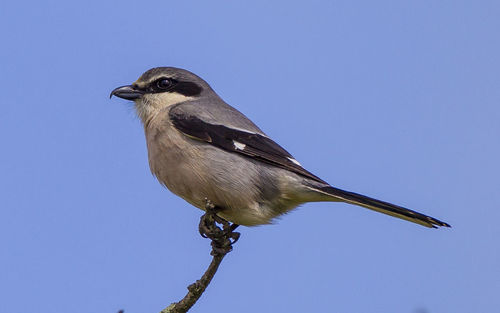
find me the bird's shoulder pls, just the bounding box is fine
[168,97,265,135]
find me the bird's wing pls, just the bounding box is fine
[169,110,327,184]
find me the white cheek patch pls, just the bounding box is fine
[233,141,246,150]
[135,92,194,126]
[287,157,302,166]
[153,92,194,107]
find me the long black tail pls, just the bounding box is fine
[313,185,450,228]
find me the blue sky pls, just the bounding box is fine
[1,1,499,312]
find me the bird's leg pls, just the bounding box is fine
[198,198,240,256]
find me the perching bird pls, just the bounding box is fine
[110,67,450,229]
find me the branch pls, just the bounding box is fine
[160,200,240,313]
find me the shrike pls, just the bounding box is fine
[110,67,449,229]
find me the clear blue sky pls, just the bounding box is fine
[1,1,499,312]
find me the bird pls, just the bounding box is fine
[110,67,450,229]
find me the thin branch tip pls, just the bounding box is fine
[161,199,240,313]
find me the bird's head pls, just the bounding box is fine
[110,67,211,123]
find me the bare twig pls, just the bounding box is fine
[160,200,240,313]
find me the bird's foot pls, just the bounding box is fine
[198,199,240,256]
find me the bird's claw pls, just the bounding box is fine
[198,198,240,256]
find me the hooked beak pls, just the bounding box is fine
[110,85,144,100]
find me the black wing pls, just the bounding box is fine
[170,111,327,184]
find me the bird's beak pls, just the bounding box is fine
[110,85,144,100]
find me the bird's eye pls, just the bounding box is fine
[156,78,172,89]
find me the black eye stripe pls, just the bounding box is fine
[171,81,202,97]
[147,78,202,97]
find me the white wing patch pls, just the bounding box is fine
[287,157,302,166]
[233,140,247,150]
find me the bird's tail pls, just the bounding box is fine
[308,185,450,228]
